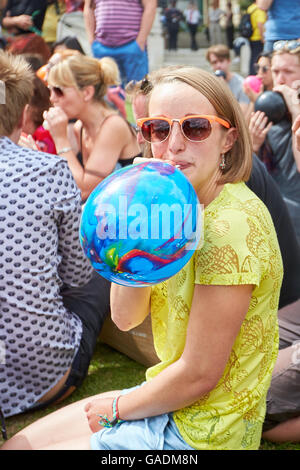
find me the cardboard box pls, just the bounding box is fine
[100,314,159,368]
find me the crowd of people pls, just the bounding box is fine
[0,0,299,452]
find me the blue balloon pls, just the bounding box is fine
[80,161,202,286]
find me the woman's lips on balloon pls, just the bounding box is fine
[165,160,191,170]
[175,163,191,170]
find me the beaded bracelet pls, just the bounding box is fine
[57,147,72,156]
[97,395,124,428]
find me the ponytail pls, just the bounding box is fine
[48,54,121,103]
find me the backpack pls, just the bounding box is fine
[239,9,256,38]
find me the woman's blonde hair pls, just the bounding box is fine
[146,66,253,184]
[0,51,34,136]
[48,54,120,102]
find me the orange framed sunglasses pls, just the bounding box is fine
[136,115,231,143]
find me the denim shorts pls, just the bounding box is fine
[90,384,195,451]
[92,39,148,85]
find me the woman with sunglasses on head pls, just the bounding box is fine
[2,66,283,451]
[43,54,141,201]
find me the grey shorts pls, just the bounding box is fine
[263,299,300,431]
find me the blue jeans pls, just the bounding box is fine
[264,40,276,53]
[92,39,148,85]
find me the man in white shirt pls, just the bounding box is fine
[184,1,202,51]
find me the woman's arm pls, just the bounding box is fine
[110,284,151,331]
[86,282,253,431]
[43,108,91,198]
[2,13,32,30]
[78,115,139,198]
[83,0,96,45]
[257,21,265,42]
[256,0,273,10]
[136,0,157,51]
[44,110,136,200]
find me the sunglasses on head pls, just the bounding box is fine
[48,85,64,97]
[254,64,270,73]
[126,74,152,94]
[273,39,300,52]
[136,115,231,144]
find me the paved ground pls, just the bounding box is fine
[148,28,242,75]
[161,47,241,75]
[163,47,211,70]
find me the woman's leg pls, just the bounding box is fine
[262,341,300,442]
[277,299,300,349]
[1,390,120,450]
[262,415,300,443]
[39,435,93,450]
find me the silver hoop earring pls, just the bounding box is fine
[220,154,226,170]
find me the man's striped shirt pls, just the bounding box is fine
[94,0,143,47]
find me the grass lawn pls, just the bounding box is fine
[1,340,299,450]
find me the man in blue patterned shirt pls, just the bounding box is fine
[0,51,110,423]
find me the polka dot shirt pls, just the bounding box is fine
[0,137,93,417]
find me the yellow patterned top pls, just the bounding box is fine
[147,182,283,450]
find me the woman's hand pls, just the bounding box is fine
[18,133,39,150]
[16,14,33,30]
[248,110,273,153]
[43,107,69,141]
[84,397,115,433]
[243,82,263,103]
[292,114,300,151]
[273,84,300,120]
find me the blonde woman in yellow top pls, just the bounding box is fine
[2,66,283,450]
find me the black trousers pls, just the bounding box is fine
[226,25,234,49]
[187,22,198,50]
[167,25,179,50]
[249,40,264,75]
